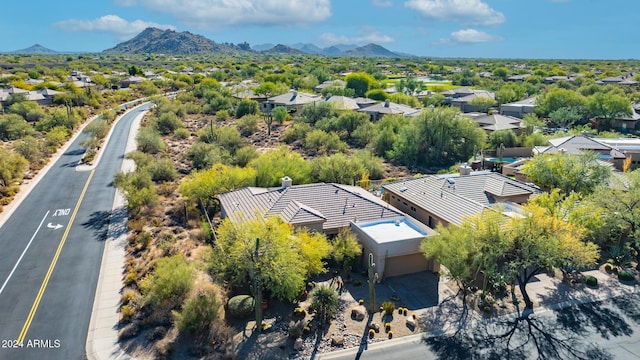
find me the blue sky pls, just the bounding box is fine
[1,0,638,59]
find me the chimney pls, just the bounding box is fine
[384,99,390,108]
[458,163,472,176]
[281,176,292,188]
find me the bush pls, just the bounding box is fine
[385,323,391,331]
[173,128,190,139]
[585,275,598,287]
[369,328,375,338]
[136,126,165,154]
[382,301,395,315]
[618,271,635,282]
[236,114,259,136]
[388,330,393,339]
[140,255,194,307]
[147,158,177,182]
[235,99,259,118]
[226,295,254,319]
[174,283,221,334]
[120,305,136,321]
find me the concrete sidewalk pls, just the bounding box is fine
[85,108,146,360]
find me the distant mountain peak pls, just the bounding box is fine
[12,44,58,54]
[103,27,250,55]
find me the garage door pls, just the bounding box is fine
[384,253,429,278]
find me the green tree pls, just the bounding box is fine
[300,101,336,125]
[235,99,260,118]
[522,152,611,195]
[334,112,370,139]
[489,129,517,148]
[496,83,526,104]
[493,67,510,81]
[548,107,582,129]
[0,148,28,187]
[390,108,486,168]
[535,88,587,118]
[365,89,389,101]
[469,96,497,113]
[141,255,194,308]
[179,163,256,210]
[310,286,339,325]
[211,217,331,301]
[330,227,362,271]
[304,130,347,155]
[249,147,311,187]
[587,92,633,130]
[136,126,165,154]
[310,154,366,184]
[345,72,378,97]
[0,114,34,140]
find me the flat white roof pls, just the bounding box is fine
[356,218,427,244]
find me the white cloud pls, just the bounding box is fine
[372,0,394,7]
[434,28,502,45]
[116,0,331,28]
[404,0,505,26]
[319,29,394,45]
[54,15,175,40]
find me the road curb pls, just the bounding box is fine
[85,105,147,360]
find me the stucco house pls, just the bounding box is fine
[358,99,421,121]
[260,90,322,115]
[382,169,540,229]
[468,113,526,134]
[219,178,437,277]
[533,135,628,171]
[499,97,537,119]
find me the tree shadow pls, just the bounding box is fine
[354,312,375,360]
[423,312,611,360]
[82,207,128,240]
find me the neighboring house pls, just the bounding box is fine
[506,74,530,82]
[35,88,63,105]
[591,109,640,132]
[383,169,540,229]
[119,76,145,88]
[219,178,436,277]
[593,138,640,171]
[0,86,48,106]
[544,75,576,84]
[314,79,346,93]
[500,97,537,119]
[533,135,627,171]
[595,76,638,86]
[260,90,322,115]
[324,94,359,111]
[449,90,495,113]
[358,99,421,121]
[441,87,474,100]
[353,97,377,109]
[229,81,267,102]
[468,113,525,134]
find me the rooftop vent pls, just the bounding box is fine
[281,176,292,188]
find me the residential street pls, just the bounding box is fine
[0,104,151,360]
[320,292,640,360]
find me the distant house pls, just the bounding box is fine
[35,88,63,105]
[449,90,495,113]
[358,99,421,121]
[383,169,540,229]
[314,79,346,93]
[229,81,267,102]
[506,74,530,82]
[324,94,359,111]
[119,76,145,88]
[260,90,322,115]
[353,97,377,109]
[591,109,640,132]
[595,137,640,171]
[533,135,627,171]
[468,113,525,134]
[500,97,537,119]
[219,178,436,277]
[595,75,638,86]
[544,75,576,84]
[0,86,49,106]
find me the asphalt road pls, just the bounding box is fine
[0,104,151,360]
[320,293,640,360]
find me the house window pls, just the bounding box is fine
[402,202,408,206]
[428,216,435,228]
[410,206,416,212]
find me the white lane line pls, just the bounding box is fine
[0,210,50,296]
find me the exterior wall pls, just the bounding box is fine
[500,105,534,119]
[385,191,448,228]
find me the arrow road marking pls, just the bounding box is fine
[47,223,63,230]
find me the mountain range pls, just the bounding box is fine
[106,28,409,57]
[8,28,411,57]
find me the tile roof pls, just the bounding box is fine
[267,91,321,106]
[358,100,420,116]
[471,114,524,131]
[383,172,540,225]
[324,95,360,111]
[219,182,404,232]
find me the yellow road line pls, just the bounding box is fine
[17,169,95,343]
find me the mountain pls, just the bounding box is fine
[261,44,306,55]
[12,44,58,54]
[104,27,251,55]
[251,43,275,52]
[289,43,323,54]
[339,43,400,58]
[330,44,359,52]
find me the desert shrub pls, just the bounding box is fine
[382,301,395,315]
[83,119,110,140]
[226,295,254,319]
[585,275,598,287]
[147,158,177,182]
[120,305,136,322]
[235,99,259,118]
[126,151,153,168]
[124,271,138,286]
[186,142,231,170]
[0,114,34,140]
[281,122,312,144]
[140,255,194,307]
[236,114,259,136]
[118,323,140,340]
[385,322,391,331]
[154,112,185,135]
[369,328,375,338]
[45,126,69,150]
[174,283,222,334]
[305,129,347,155]
[173,128,190,139]
[216,109,230,121]
[136,126,165,154]
[232,146,259,167]
[310,286,338,324]
[618,271,635,282]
